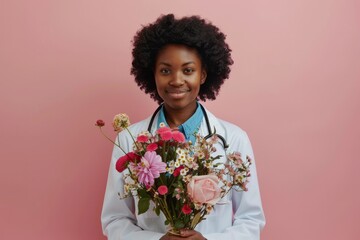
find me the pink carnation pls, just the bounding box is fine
[137,135,149,143]
[157,126,171,134]
[157,185,168,195]
[157,126,173,141]
[146,143,158,151]
[172,130,185,143]
[160,131,172,141]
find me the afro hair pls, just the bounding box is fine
[130,14,233,103]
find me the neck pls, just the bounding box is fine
[163,102,197,129]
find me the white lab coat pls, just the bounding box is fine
[101,108,266,240]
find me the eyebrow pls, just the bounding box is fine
[158,61,195,66]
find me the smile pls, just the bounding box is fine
[166,89,190,99]
[166,90,189,94]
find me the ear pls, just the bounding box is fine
[200,70,207,84]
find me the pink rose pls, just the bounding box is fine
[158,185,168,195]
[187,175,222,205]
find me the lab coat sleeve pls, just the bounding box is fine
[101,134,164,240]
[203,131,266,240]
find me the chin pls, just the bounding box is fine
[164,100,196,110]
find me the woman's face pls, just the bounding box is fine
[154,44,207,112]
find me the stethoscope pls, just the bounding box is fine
[147,103,229,149]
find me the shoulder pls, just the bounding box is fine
[205,109,251,150]
[117,116,152,143]
[127,116,152,134]
[206,110,248,137]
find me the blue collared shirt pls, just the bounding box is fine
[157,103,203,144]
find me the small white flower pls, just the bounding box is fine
[206,204,213,214]
[194,203,202,210]
[174,161,180,168]
[184,175,192,182]
[192,162,199,170]
[198,151,205,159]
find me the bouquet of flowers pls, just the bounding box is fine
[96,113,251,235]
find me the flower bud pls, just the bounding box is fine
[95,119,105,127]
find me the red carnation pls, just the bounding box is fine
[181,204,192,215]
[173,166,184,177]
[115,152,140,173]
[95,119,105,127]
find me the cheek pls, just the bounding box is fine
[189,75,203,90]
[154,77,165,92]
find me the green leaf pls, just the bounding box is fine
[212,155,222,160]
[174,220,185,229]
[154,206,160,216]
[138,197,150,215]
[137,188,149,198]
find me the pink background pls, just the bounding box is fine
[1,0,359,239]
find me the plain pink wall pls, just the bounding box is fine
[1,0,359,239]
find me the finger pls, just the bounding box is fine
[180,229,196,237]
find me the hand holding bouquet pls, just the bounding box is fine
[96,114,251,235]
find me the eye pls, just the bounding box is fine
[183,68,194,74]
[159,68,171,75]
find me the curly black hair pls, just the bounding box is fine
[130,14,233,103]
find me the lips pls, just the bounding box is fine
[166,88,190,99]
[166,88,190,94]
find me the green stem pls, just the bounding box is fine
[99,128,127,155]
[125,127,139,150]
[158,197,173,226]
[162,141,167,162]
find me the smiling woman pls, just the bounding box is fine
[154,44,207,127]
[101,14,265,240]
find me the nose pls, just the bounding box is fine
[169,71,185,86]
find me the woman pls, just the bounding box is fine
[101,14,265,240]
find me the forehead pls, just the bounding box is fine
[156,44,202,64]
